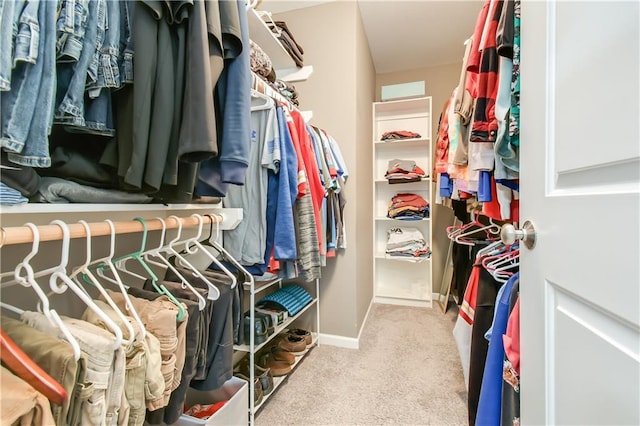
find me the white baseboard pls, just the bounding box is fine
[318,333,359,349]
[357,299,374,342]
[318,298,374,350]
[374,296,432,308]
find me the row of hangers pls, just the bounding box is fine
[446,210,519,283]
[0,214,252,363]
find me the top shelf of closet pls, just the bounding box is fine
[0,205,243,230]
[247,8,313,83]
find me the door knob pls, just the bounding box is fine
[500,220,536,249]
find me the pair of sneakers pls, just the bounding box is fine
[235,358,273,406]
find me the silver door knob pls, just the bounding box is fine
[500,220,536,249]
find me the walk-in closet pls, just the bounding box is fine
[1,0,638,425]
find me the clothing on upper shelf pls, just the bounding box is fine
[380,130,421,141]
[0,0,255,204]
[265,20,304,67]
[0,181,28,205]
[387,193,430,220]
[250,39,275,83]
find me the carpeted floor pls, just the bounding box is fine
[255,303,468,426]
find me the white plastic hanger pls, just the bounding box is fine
[251,89,274,111]
[85,220,146,340]
[165,215,220,300]
[45,220,123,350]
[201,213,249,290]
[0,223,82,361]
[180,214,238,290]
[69,220,136,346]
[142,217,207,310]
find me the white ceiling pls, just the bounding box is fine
[261,0,482,74]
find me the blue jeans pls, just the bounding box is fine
[0,0,18,91]
[88,0,120,97]
[55,0,100,126]
[118,1,133,84]
[56,0,89,62]
[87,0,106,93]
[1,0,56,167]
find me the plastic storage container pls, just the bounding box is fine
[176,377,248,425]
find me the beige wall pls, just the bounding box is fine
[376,63,460,293]
[276,1,375,338]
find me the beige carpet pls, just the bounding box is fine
[255,303,468,426]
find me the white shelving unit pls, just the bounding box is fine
[372,97,433,308]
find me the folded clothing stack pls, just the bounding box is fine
[385,159,427,184]
[266,20,304,67]
[273,79,299,107]
[0,182,28,205]
[250,40,276,83]
[381,130,421,141]
[257,285,313,317]
[386,227,431,258]
[387,193,430,220]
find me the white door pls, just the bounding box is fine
[520,1,640,425]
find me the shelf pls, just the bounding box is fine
[374,97,432,114]
[252,332,318,413]
[375,253,431,263]
[243,277,283,294]
[374,138,431,147]
[234,298,318,353]
[0,205,243,230]
[374,177,430,184]
[375,217,430,222]
[247,8,313,83]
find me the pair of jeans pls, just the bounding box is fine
[107,289,180,411]
[118,1,134,84]
[164,267,235,391]
[1,315,92,426]
[83,299,165,426]
[22,312,117,426]
[148,279,210,381]
[56,0,89,62]
[127,285,195,425]
[55,0,99,127]
[0,0,18,90]
[87,0,120,95]
[1,0,56,167]
[0,366,56,425]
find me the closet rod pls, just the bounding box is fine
[0,214,221,247]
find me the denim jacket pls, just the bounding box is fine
[56,0,89,62]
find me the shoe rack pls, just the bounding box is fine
[234,276,320,425]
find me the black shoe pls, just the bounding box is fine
[243,314,268,345]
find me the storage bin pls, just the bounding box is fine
[176,377,248,426]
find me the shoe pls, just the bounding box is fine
[277,333,307,355]
[255,311,275,336]
[268,345,295,365]
[235,373,263,406]
[289,328,312,346]
[236,359,274,396]
[243,314,268,345]
[257,352,292,377]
